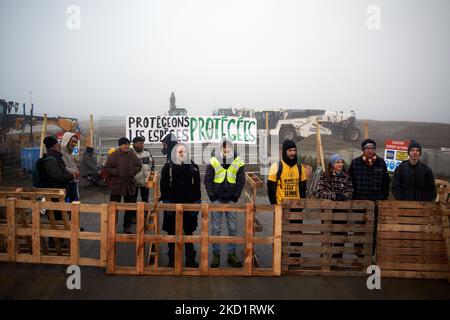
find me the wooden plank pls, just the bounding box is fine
[175,204,183,275]
[39,229,71,238]
[377,254,448,264]
[378,215,441,225]
[31,201,40,263]
[376,246,447,256]
[283,234,372,243]
[252,237,274,245]
[209,236,246,244]
[207,269,248,276]
[7,198,16,262]
[100,204,108,267]
[378,262,449,272]
[378,224,442,233]
[282,257,370,267]
[283,245,371,255]
[39,114,47,158]
[136,202,145,275]
[282,223,373,233]
[377,239,446,249]
[79,204,103,213]
[106,202,117,274]
[381,270,449,280]
[70,202,79,265]
[79,257,101,267]
[40,255,72,265]
[78,232,101,241]
[273,205,282,276]
[282,269,366,277]
[244,203,254,275]
[377,231,444,241]
[200,204,209,275]
[284,199,375,210]
[283,212,374,222]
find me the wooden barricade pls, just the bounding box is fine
[106,202,282,276]
[282,199,375,276]
[377,200,449,279]
[0,198,108,267]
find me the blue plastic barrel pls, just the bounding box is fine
[21,147,40,172]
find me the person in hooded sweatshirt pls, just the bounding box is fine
[204,139,245,268]
[160,141,201,268]
[60,132,81,202]
[267,140,307,205]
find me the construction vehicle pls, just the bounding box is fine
[213,107,361,142]
[1,99,79,143]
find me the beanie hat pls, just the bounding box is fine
[408,140,422,154]
[43,136,58,150]
[361,139,376,150]
[330,154,344,165]
[132,136,145,143]
[118,137,130,146]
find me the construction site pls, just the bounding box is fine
[1,1,450,314]
[1,92,450,304]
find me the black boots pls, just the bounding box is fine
[167,244,198,268]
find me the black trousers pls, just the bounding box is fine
[134,186,149,203]
[110,193,136,228]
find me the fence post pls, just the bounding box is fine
[31,200,41,263]
[70,202,80,266]
[273,205,282,276]
[244,203,254,275]
[7,198,16,262]
[175,204,183,275]
[100,204,108,268]
[200,204,209,275]
[107,203,117,274]
[136,202,145,275]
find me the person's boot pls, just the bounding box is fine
[227,251,242,268]
[210,251,220,268]
[185,249,199,268]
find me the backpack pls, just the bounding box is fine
[276,160,302,189]
[31,156,55,188]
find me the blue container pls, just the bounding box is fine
[21,147,40,172]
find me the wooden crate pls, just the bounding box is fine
[440,200,450,282]
[282,199,375,276]
[377,200,449,280]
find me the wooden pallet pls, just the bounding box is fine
[281,199,375,276]
[377,200,449,280]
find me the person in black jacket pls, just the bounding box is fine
[40,136,78,248]
[204,139,245,268]
[160,142,201,268]
[348,139,390,201]
[41,136,77,189]
[392,140,436,201]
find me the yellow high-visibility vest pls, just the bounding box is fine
[210,156,245,184]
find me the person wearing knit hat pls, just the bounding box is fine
[316,154,353,202]
[43,136,59,150]
[104,136,142,234]
[392,140,436,201]
[267,140,307,205]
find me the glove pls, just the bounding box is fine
[335,193,346,201]
[209,195,219,202]
[231,195,239,203]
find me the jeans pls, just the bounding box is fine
[211,200,238,253]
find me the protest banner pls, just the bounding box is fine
[126,116,257,144]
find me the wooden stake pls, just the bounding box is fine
[136,202,145,275]
[7,198,16,262]
[315,119,325,169]
[364,121,369,139]
[175,204,183,275]
[273,205,282,276]
[244,203,254,275]
[32,201,41,263]
[39,114,48,158]
[100,204,108,267]
[200,204,209,275]
[107,203,117,274]
[70,202,80,266]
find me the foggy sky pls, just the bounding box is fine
[1,0,449,123]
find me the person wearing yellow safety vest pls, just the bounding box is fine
[204,139,245,268]
[267,140,307,205]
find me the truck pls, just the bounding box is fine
[213,107,361,142]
